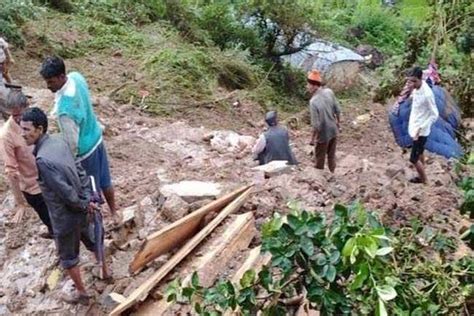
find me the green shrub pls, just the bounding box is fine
[167,202,473,315]
[217,57,257,90]
[145,47,215,98]
[398,0,433,24]
[144,45,261,102]
[76,0,165,26]
[39,0,74,13]
[351,0,406,53]
[77,20,146,52]
[0,0,39,47]
[196,3,261,51]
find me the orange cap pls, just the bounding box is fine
[307,70,321,83]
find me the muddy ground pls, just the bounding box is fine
[0,65,472,315]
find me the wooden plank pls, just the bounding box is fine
[223,246,272,316]
[183,212,256,287]
[137,212,256,315]
[231,246,271,284]
[110,187,253,316]
[129,185,251,273]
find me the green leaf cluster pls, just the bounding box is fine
[167,202,474,315]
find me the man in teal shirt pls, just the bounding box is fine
[40,56,119,220]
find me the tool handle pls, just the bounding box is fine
[89,175,97,193]
[89,175,102,204]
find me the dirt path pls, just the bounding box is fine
[0,84,469,315]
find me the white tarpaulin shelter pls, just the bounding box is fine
[283,40,365,91]
[283,40,364,72]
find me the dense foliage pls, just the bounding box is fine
[458,153,474,249]
[1,0,471,114]
[167,203,474,315]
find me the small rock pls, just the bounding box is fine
[140,196,153,206]
[250,170,266,185]
[385,165,403,178]
[337,154,363,175]
[128,239,141,251]
[1,192,14,212]
[111,251,133,279]
[331,184,347,198]
[356,44,384,68]
[138,228,149,240]
[105,239,116,257]
[188,199,213,211]
[102,292,126,309]
[162,194,190,222]
[353,113,371,125]
[25,289,35,298]
[46,268,62,291]
[121,205,137,224]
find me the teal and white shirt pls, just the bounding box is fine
[54,72,103,160]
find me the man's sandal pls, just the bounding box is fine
[39,232,54,239]
[409,177,423,184]
[61,293,91,306]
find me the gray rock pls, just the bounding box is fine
[252,160,292,178]
[101,291,126,309]
[162,194,190,222]
[121,205,137,225]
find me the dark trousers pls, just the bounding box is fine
[22,192,54,235]
[410,136,427,164]
[56,218,95,269]
[315,137,337,172]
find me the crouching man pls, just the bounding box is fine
[21,107,109,305]
[252,111,298,165]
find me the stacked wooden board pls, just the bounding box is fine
[110,185,265,315]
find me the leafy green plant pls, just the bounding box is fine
[351,0,407,54]
[459,176,474,219]
[167,202,473,315]
[461,225,474,250]
[457,151,474,220]
[0,0,39,46]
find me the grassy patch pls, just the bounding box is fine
[398,0,433,25]
[0,0,39,47]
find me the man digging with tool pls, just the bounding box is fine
[21,107,110,305]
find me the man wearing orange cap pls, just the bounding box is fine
[306,70,341,172]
